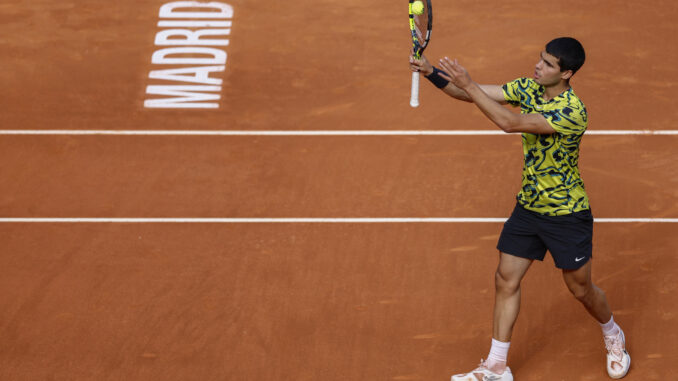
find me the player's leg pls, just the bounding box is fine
[451,252,530,381]
[562,261,631,378]
[544,208,630,379]
[489,251,533,374]
[493,252,533,343]
[451,203,543,381]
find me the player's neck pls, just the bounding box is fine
[542,80,571,101]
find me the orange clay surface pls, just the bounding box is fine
[1,0,677,380]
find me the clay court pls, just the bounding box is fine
[1,0,677,380]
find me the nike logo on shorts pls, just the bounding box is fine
[575,256,585,262]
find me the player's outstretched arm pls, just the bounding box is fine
[439,57,555,134]
[409,53,506,104]
[469,84,507,104]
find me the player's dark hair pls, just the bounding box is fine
[545,37,586,74]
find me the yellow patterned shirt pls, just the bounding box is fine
[502,78,590,216]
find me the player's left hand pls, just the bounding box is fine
[438,57,474,90]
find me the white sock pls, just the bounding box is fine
[486,338,510,368]
[601,315,620,337]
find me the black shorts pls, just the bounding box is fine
[497,203,594,270]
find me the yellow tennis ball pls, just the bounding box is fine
[412,1,424,15]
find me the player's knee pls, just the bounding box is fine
[569,282,594,302]
[495,269,520,294]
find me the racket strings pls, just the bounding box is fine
[411,2,431,56]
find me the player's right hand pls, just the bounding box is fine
[409,53,434,76]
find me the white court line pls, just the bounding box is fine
[0,130,678,136]
[0,218,676,223]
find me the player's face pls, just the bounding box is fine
[534,51,571,86]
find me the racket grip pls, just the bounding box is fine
[410,71,420,108]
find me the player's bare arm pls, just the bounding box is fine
[438,57,556,135]
[409,53,506,104]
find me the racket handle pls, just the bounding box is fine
[410,71,420,108]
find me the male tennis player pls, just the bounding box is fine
[409,37,631,380]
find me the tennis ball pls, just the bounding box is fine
[412,1,424,15]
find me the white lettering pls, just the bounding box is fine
[145,2,233,109]
[144,85,222,108]
[152,47,227,65]
[159,1,233,19]
[155,29,230,46]
[149,66,224,85]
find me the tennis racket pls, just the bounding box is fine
[409,0,432,107]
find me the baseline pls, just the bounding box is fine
[1,218,677,223]
[1,130,678,136]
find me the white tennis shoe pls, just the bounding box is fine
[604,329,631,378]
[451,359,513,381]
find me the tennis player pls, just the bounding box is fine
[409,37,631,380]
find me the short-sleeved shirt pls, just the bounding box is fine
[502,77,590,216]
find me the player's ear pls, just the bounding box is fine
[561,70,574,81]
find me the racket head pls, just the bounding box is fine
[409,0,432,59]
